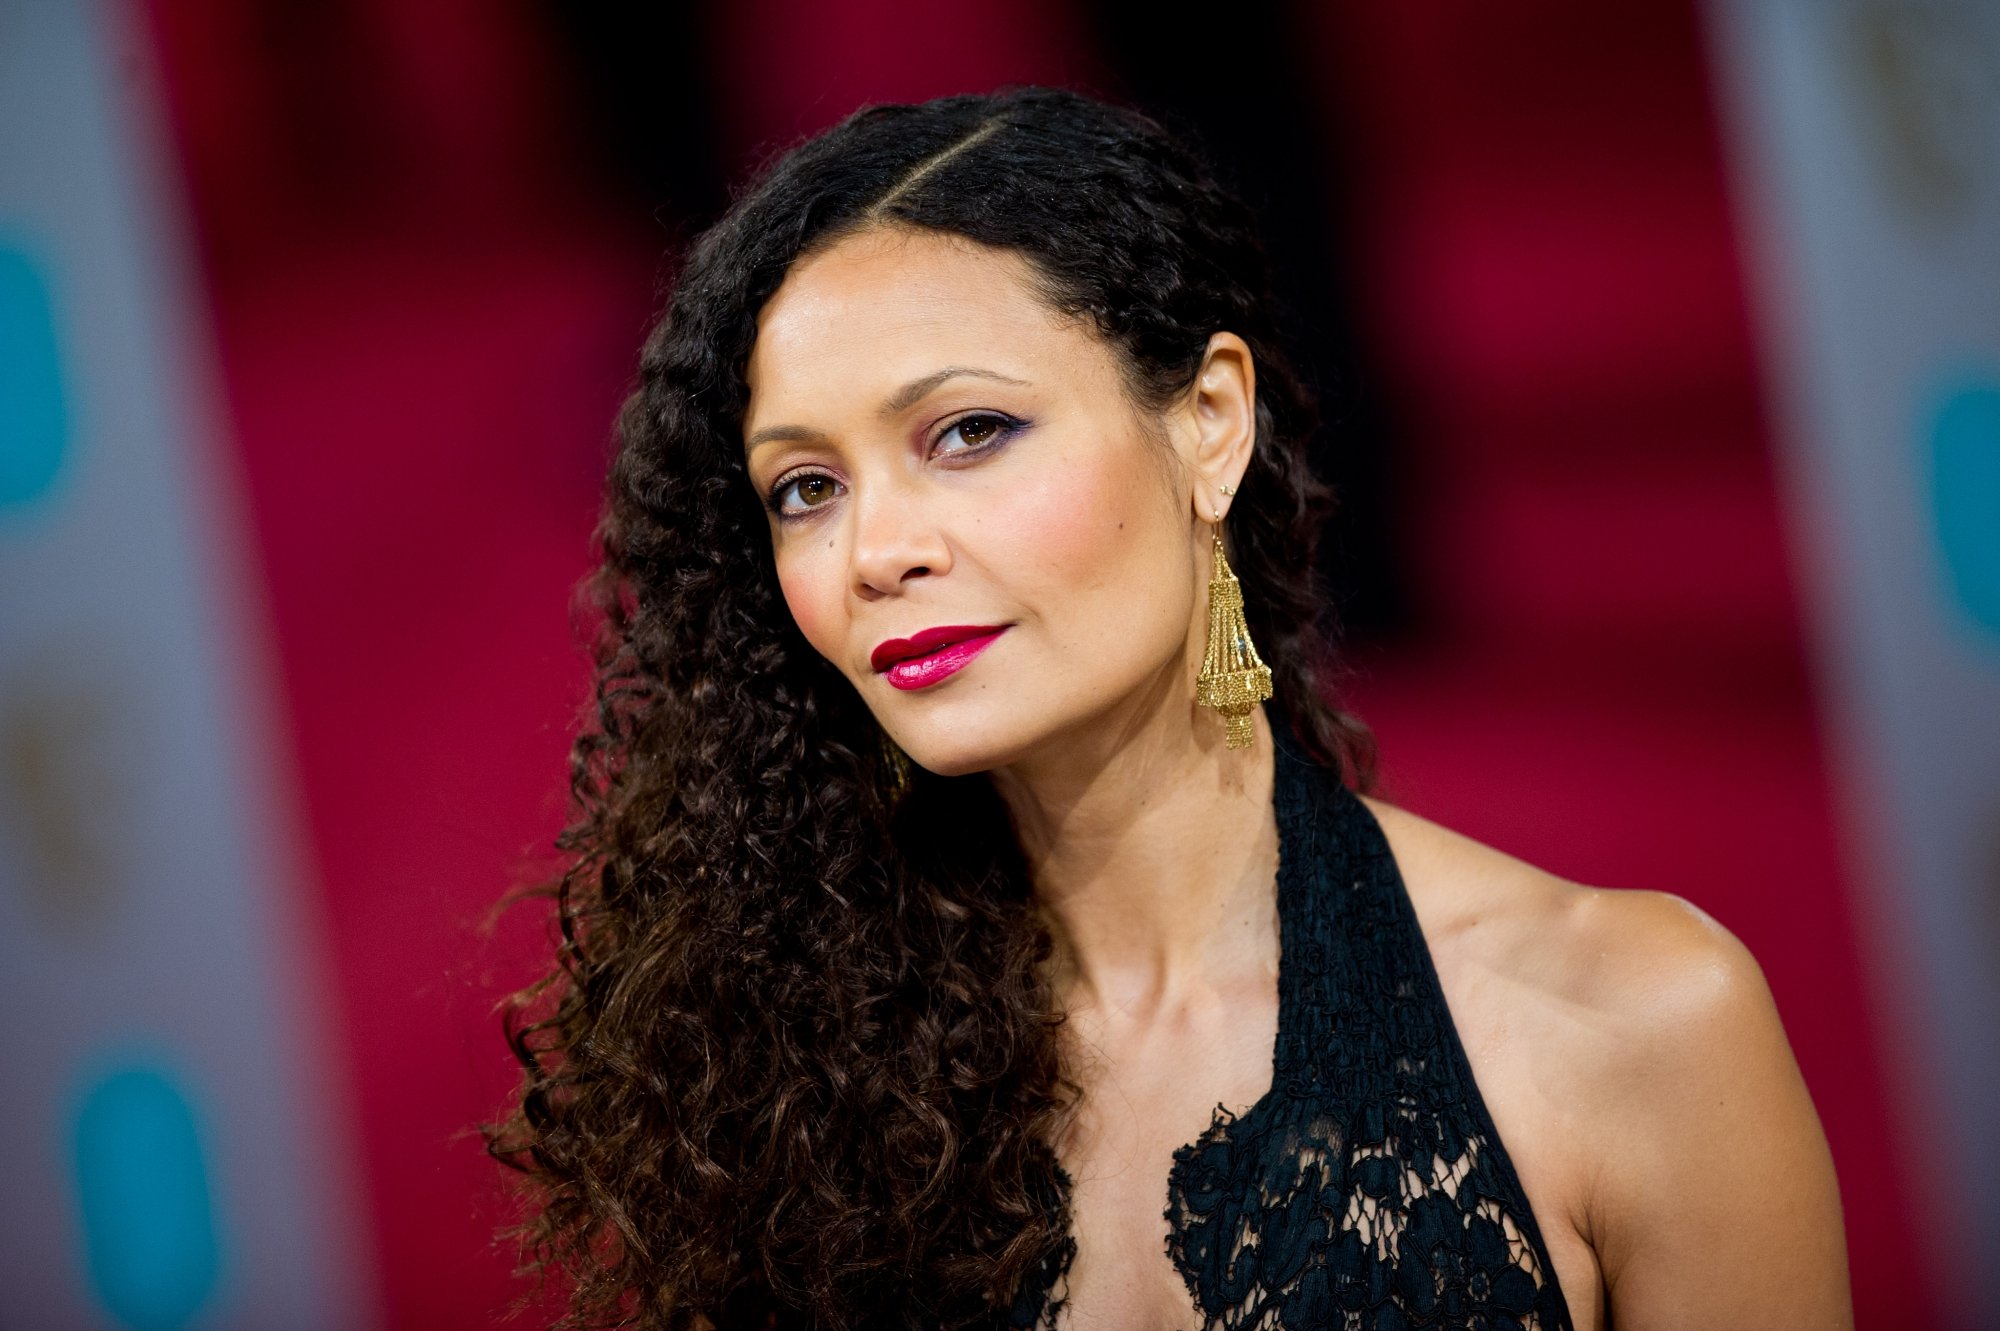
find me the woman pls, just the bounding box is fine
[492,88,1852,1330]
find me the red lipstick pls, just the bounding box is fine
[872,624,1008,691]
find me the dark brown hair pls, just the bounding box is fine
[488,86,1375,1331]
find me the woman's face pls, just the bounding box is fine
[742,225,1251,776]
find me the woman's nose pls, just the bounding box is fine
[848,483,951,597]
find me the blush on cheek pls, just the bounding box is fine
[1003,439,1160,584]
[989,430,1193,684]
[776,557,844,665]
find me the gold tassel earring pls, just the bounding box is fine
[1195,531,1273,749]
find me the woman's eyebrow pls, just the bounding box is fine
[745,366,1030,456]
[745,422,831,453]
[879,365,1029,415]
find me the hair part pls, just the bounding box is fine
[488,86,1375,1331]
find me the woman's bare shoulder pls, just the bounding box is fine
[1358,794,1850,1324]
[1354,792,1796,1177]
[1356,792,1757,1023]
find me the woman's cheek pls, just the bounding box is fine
[776,550,845,667]
[1001,438,1149,581]
[989,431,1192,680]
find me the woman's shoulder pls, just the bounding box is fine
[1352,787,1824,1231]
[1355,792,1773,1044]
[1358,793,1842,1318]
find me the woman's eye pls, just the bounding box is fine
[766,414,1021,519]
[935,412,1020,455]
[770,471,842,517]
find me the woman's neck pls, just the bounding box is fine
[989,703,1280,1016]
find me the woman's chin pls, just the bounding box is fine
[888,710,1052,779]
[899,736,1014,780]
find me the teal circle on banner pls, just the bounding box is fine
[0,239,70,510]
[71,1062,221,1331]
[1930,375,2000,639]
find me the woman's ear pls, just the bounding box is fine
[1186,332,1257,523]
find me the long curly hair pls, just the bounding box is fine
[488,87,1376,1331]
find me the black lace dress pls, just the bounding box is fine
[1006,716,1577,1331]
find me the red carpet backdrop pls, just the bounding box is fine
[1,1,1993,1328]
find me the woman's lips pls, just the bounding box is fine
[873,626,1008,691]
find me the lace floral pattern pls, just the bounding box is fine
[1006,722,1574,1331]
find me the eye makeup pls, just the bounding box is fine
[761,410,1031,520]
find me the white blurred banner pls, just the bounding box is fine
[0,2,375,1327]
[1705,3,2000,1325]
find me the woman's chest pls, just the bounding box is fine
[1045,945,1605,1331]
[1053,996,1280,1328]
